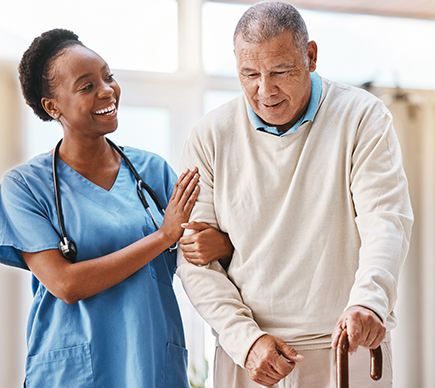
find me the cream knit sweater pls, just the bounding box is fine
[178,77,413,368]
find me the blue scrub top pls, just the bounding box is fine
[0,145,190,388]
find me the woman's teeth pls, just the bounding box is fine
[94,104,116,115]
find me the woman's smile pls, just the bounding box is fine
[93,102,117,118]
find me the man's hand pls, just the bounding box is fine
[331,305,386,355]
[245,335,304,387]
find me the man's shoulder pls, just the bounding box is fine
[320,77,389,116]
[193,93,247,135]
[322,77,384,103]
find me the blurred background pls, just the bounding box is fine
[1,0,434,387]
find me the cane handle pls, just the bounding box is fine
[336,328,382,388]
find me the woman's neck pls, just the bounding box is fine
[57,135,122,191]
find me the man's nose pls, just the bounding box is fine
[258,75,278,98]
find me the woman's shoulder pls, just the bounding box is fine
[1,153,54,221]
[3,152,52,188]
[121,146,172,171]
[120,146,176,185]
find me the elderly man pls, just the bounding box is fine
[178,2,413,387]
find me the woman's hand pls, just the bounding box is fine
[179,221,234,268]
[22,169,200,305]
[159,168,200,247]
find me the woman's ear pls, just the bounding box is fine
[41,97,60,120]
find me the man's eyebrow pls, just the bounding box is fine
[240,62,297,74]
[273,62,297,70]
[240,67,258,73]
[73,64,109,86]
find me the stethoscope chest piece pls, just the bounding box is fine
[58,237,77,263]
[53,138,176,263]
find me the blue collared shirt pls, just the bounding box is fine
[248,71,322,136]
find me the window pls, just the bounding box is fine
[0,0,178,72]
[109,106,172,160]
[201,1,435,89]
[203,90,240,114]
[202,2,247,77]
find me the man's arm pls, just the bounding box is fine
[179,222,304,386]
[177,125,268,367]
[179,120,305,382]
[177,238,268,367]
[333,103,413,352]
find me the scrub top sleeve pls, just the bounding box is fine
[0,199,27,269]
[0,174,60,267]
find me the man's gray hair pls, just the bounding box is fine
[234,1,309,54]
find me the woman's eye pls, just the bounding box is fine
[81,84,93,91]
[106,73,115,81]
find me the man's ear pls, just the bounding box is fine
[307,41,318,72]
[41,97,60,120]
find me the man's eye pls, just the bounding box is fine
[81,84,93,91]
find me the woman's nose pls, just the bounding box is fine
[97,82,114,99]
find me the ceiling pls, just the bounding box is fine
[212,0,435,20]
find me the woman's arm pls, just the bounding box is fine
[179,221,234,269]
[21,168,200,305]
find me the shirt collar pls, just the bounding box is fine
[248,71,322,137]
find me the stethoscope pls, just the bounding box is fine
[53,137,176,263]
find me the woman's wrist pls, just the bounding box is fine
[155,228,178,251]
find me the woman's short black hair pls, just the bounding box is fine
[18,28,83,121]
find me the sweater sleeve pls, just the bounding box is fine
[347,103,413,329]
[177,124,267,368]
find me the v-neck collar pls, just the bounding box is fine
[56,156,137,211]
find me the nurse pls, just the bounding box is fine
[0,29,233,387]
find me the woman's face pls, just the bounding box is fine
[43,45,121,139]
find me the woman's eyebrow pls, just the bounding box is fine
[73,73,93,86]
[73,64,109,85]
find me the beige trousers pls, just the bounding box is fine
[214,343,392,388]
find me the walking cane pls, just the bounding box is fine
[336,328,383,388]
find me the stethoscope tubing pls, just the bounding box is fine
[106,138,165,231]
[53,138,176,262]
[53,139,68,240]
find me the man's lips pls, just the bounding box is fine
[260,100,284,109]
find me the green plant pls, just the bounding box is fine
[189,358,209,388]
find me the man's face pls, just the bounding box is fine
[235,30,317,133]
